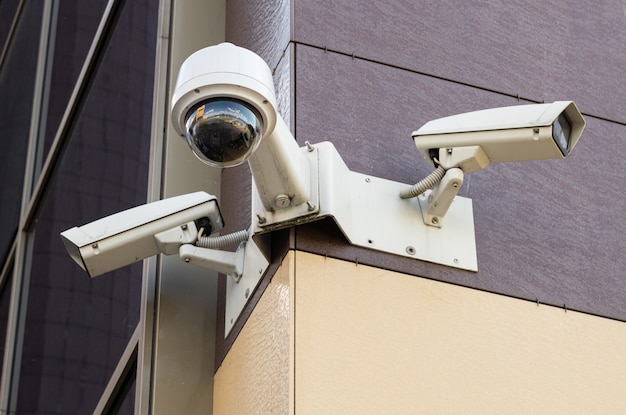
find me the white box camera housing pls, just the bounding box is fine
[60,192,223,277]
[412,101,586,172]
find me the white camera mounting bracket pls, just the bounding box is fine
[177,234,269,337]
[418,167,465,228]
[251,141,477,272]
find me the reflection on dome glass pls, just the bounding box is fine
[185,99,263,167]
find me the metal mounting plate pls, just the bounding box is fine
[251,146,320,230]
[251,141,478,272]
[225,238,269,336]
[316,142,477,271]
[334,179,477,271]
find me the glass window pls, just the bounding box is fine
[0,0,21,47]
[0,271,12,376]
[108,365,136,415]
[16,0,158,412]
[41,0,109,157]
[0,1,42,265]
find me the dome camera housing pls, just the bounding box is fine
[171,43,312,212]
[171,43,278,167]
[185,98,264,167]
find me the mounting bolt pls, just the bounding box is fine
[431,217,439,225]
[453,258,459,264]
[256,214,266,224]
[305,141,314,152]
[406,246,416,255]
[307,201,316,211]
[181,224,188,230]
[365,177,371,183]
[275,194,291,208]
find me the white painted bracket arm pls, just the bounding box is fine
[179,242,246,283]
[252,141,477,272]
[418,167,464,227]
[247,117,311,210]
[179,237,270,336]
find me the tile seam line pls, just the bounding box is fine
[293,248,626,325]
[293,41,625,127]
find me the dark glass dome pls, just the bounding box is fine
[185,99,264,167]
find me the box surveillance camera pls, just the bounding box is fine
[412,101,585,172]
[60,192,223,277]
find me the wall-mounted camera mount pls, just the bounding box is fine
[249,140,478,271]
[60,43,586,337]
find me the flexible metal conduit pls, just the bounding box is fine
[196,228,250,249]
[399,165,446,199]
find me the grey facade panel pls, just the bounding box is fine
[226,0,291,71]
[293,0,626,124]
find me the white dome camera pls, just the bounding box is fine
[170,43,278,167]
[171,43,312,212]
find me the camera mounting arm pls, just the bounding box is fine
[179,243,246,283]
[154,221,269,335]
[400,145,488,227]
[417,167,464,227]
[154,224,265,284]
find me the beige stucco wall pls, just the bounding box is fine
[213,252,293,414]
[215,250,626,414]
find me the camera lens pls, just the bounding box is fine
[552,113,572,156]
[185,99,264,167]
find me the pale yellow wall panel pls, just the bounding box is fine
[213,252,293,415]
[295,251,626,414]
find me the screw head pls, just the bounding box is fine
[275,194,291,208]
[406,246,416,255]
